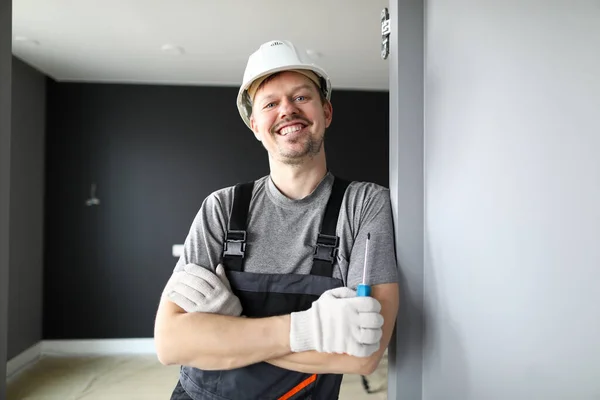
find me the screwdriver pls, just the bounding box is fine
[357,233,371,297]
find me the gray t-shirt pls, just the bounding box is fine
[174,172,398,289]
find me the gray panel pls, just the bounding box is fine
[7,57,46,360]
[388,0,425,399]
[0,0,12,393]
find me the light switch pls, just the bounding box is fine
[172,244,184,258]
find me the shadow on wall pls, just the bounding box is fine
[395,265,427,361]
[388,240,470,398]
[421,240,470,399]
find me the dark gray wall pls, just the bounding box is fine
[1,0,12,395]
[7,57,46,360]
[43,81,389,339]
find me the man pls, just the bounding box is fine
[154,39,399,400]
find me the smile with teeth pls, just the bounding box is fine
[278,124,305,136]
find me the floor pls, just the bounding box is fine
[7,354,388,400]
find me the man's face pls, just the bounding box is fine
[249,71,333,165]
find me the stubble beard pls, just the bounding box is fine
[276,132,324,166]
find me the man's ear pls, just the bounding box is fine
[323,100,333,128]
[249,115,262,141]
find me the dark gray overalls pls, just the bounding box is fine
[170,176,351,400]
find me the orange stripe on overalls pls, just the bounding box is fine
[278,374,317,400]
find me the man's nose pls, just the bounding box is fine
[278,98,299,119]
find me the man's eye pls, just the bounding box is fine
[295,96,306,101]
[264,102,275,109]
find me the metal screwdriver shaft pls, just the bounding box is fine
[362,233,370,283]
[358,233,371,297]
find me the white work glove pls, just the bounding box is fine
[289,287,384,358]
[163,263,242,316]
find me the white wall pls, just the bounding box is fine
[424,1,600,399]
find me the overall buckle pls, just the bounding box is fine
[313,233,339,263]
[223,230,246,258]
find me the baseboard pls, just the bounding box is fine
[6,338,156,380]
[6,342,43,380]
[42,338,156,356]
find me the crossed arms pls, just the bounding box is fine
[154,281,398,376]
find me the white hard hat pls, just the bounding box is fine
[236,40,332,129]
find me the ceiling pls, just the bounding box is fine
[12,0,390,91]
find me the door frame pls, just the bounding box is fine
[1,0,13,395]
[387,0,425,399]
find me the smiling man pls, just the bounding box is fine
[154,40,400,400]
[250,71,328,163]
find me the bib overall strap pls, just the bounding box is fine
[222,181,254,272]
[310,177,351,277]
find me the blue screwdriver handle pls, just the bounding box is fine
[357,283,371,297]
